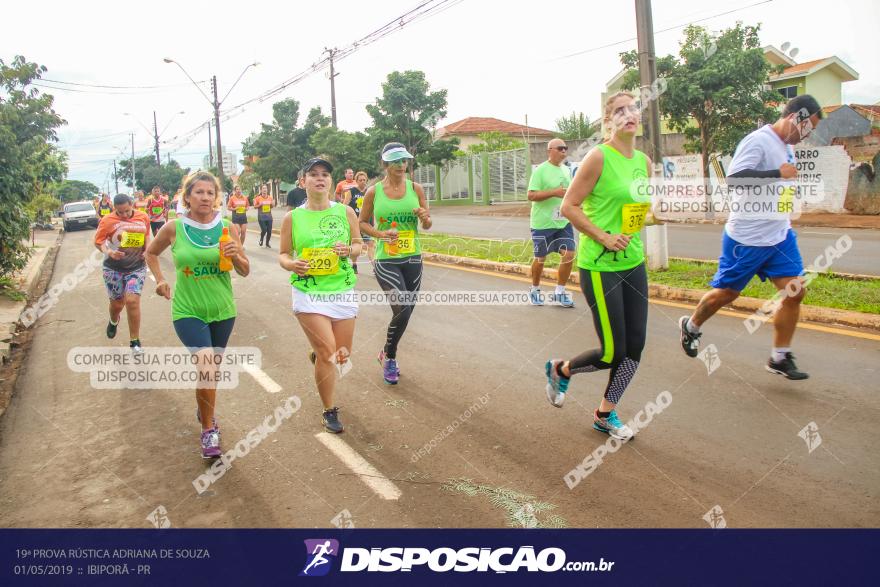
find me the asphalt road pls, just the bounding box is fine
[0,229,877,528]
[427,209,880,276]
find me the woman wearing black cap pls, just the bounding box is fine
[279,157,362,433]
[357,142,431,385]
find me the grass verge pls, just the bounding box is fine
[420,233,880,314]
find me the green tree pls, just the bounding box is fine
[54,179,100,202]
[236,169,262,196]
[26,193,61,223]
[619,23,782,175]
[241,99,331,184]
[310,127,377,180]
[0,56,67,277]
[465,131,525,155]
[555,112,596,140]
[116,155,188,193]
[207,166,233,194]
[365,70,458,168]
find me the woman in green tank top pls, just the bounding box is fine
[146,171,250,459]
[357,142,432,386]
[279,158,363,434]
[543,92,662,442]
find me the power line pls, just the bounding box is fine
[41,78,209,89]
[550,0,775,61]
[32,81,209,96]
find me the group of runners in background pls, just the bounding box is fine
[88,91,823,459]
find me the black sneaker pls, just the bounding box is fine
[106,320,118,339]
[766,352,809,380]
[322,407,344,434]
[130,339,144,355]
[679,316,701,358]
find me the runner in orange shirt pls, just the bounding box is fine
[133,190,148,213]
[227,185,250,245]
[253,184,275,248]
[334,168,357,204]
[146,186,168,236]
[94,194,152,354]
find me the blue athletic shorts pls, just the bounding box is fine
[711,229,803,292]
[173,317,236,352]
[530,224,575,258]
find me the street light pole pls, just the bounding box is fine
[635,0,668,270]
[153,111,161,165]
[325,47,339,128]
[113,159,119,194]
[212,76,225,188]
[207,121,213,168]
[130,133,137,194]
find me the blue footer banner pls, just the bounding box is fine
[0,529,873,585]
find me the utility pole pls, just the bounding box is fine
[212,76,225,189]
[326,48,339,128]
[207,121,213,168]
[130,133,137,195]
[113,159,119,194]
[153,111,161,165]
[635,0,668,269]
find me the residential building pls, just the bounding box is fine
[434,117,557,151]
[203,147,238,177]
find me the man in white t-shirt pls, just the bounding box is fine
[678,94,823,380]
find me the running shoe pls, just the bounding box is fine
[130,339,144,355]
[200,427,222,459]
[550,291,575,308]
[106,319,118,339]
[528,288,544,306]
[678,316,701,358]
[322,407,344,434]
[196,409,219,431]
[544,359,569,407]
[766,352,809,380]
[378,350,399,385]
[593,409,634,441]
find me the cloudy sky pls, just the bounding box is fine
[6,0,878,190]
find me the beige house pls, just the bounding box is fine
[764,46,858,107]
[435,117,557,151]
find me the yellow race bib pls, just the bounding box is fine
[356,196,364,210]
[262,205,271,213]
[235,206,246,214]
[396,230,416,254]
[621,203,651,235]
[120,231,145,248]
[100,209,110,216]
[778,185,795,214]
[301,248,339,276]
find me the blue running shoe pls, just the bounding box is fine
[545,359,569,407]
[378,350,399,385]
[528,288,544,306]
[550,291,575,308]
[593,409,634,440]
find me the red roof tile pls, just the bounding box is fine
[437,117,556,138]
[773,57,829,76]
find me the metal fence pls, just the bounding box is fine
[412,147,529,204]
[488,148,528,202]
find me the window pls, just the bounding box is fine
[64,203,95,213]
[777,85,798,99]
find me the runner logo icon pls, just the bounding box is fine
[300,539,339,577]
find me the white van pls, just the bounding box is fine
[62,201,99,231]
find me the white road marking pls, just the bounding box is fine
[242,363,282,394]
[314,432,402,500]
[802,231,839,236]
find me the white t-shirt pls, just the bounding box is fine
[725,125,794,247]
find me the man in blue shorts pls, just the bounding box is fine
[527,138,575,307]
[678,95,824,380]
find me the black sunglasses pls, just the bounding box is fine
[553,146,568,152]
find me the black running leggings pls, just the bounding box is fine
[258,216,273,244]
[568,264,648,405]
[374,256,423,359]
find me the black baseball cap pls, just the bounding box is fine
[783,94,824,121]
[302,157,333,174]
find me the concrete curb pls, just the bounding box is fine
[421,252,880,333]
[0,230,62,363]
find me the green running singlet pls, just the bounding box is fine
[171,216,236,323]
[290,203,356,294]
[373,179,421,261]
[577,143,650,272]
